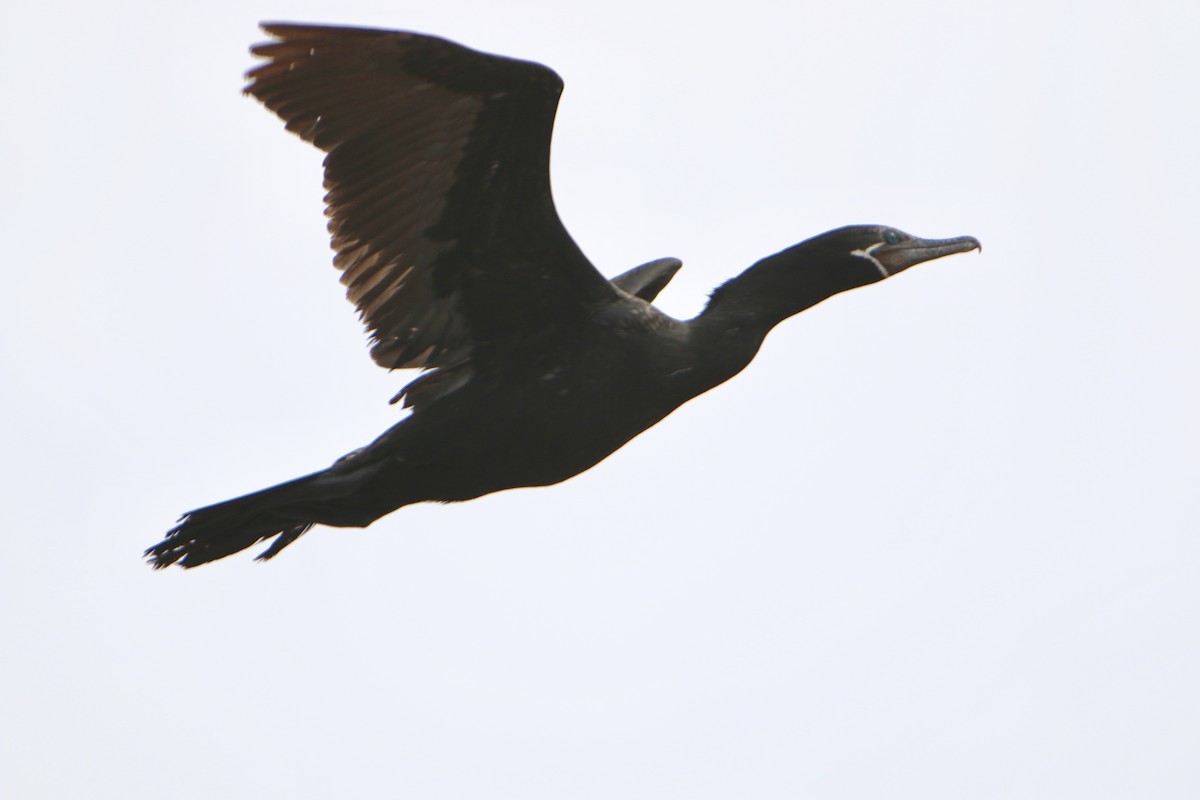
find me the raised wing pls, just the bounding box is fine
[610,257,682,303]
[245,24,618,372]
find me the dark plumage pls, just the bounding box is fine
[146,24,979,569]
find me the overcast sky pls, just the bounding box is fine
[3,1,1198,797]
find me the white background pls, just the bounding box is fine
[3,1,1198,797]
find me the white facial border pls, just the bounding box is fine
[850,241,888,278]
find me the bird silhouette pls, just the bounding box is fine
[146,24,979,568]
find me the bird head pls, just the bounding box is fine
[817,225,981,285]
[704,224,981,330]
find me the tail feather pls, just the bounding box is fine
[146,472,325,569]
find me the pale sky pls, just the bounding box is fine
[3,1,1198,797]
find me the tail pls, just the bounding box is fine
[146,468,353,569]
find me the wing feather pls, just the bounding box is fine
[244,24,616,380]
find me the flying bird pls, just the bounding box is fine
[146,23,979,568]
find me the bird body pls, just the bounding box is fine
[146,24,979,568]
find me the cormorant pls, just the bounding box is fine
[146,24,979,569]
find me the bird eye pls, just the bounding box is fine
[883,230,901,245]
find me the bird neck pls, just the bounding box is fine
[698,251,848,330]
[686,249,868,386]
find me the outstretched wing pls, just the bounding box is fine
[245,24,618,372]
